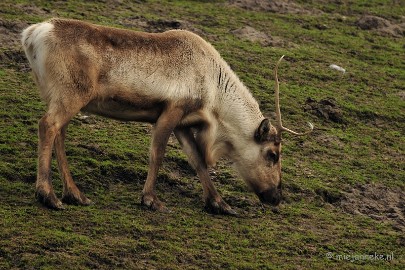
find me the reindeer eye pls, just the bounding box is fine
[266,151,279,163]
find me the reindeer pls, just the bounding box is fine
[21,18,313,214]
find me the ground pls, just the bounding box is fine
[0,0,404,269]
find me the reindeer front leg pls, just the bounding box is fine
[141,105,185,212]
[174,128,237,215]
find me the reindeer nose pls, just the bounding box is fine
[257,186,282,206]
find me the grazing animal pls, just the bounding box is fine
[21,18,313,214]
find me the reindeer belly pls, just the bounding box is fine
[82,97,164,123]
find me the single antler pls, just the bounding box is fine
[274,55,314,135]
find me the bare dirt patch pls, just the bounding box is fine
[356,15,405,37]
[229,0,319,15]
[0,19,30,71]
[0,19,28,49]
[0,5,52,50]
[16,3,52,16]
[397,91,405,100]
[340,184,405,231]
[314,133,345,149]
[231,26,293,47]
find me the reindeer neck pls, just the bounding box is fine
[212,61,264,139]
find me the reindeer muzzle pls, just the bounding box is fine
[257,186,282,206]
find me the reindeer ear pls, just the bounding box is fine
[255,119,270,142]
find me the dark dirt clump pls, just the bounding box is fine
[304,97,344,123]
[146,19,183,32]
[340,184,405,231]
[356,15,405,37]
[315,188,342,204]
[0,50,30,71]
[147,18,205,36]
[119,16,204,36]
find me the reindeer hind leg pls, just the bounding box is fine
[36,113,64,209]
[36,93,90,209]
[55,123,92,206]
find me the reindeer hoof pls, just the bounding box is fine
[36,189,64,210]
[62,189,92,206]
[205,198,237,216]
[141,194,170,213]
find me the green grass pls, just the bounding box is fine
[1,0,404,269]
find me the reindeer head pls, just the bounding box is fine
[235,56,313,206]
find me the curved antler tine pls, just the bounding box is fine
[273,55,314,136]
[274,55,284,131]
[281,122,314,136]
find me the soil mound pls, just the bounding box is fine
[229,0,314,14]
[231,26,288,47]
[356,15,405,37]
[304,97,344,123]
